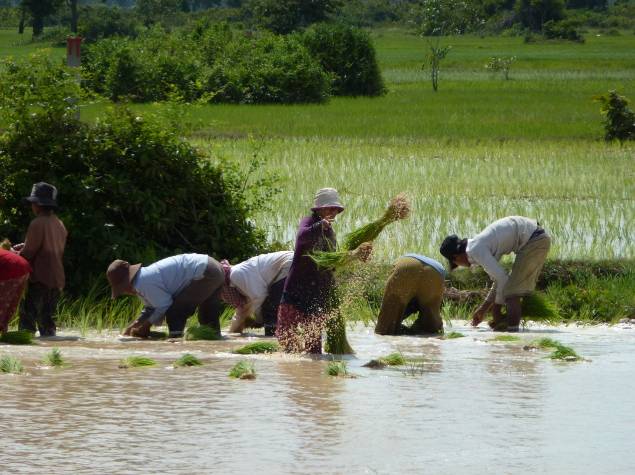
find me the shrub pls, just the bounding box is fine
[203,32,330,104]
[543,19,585,42]
[594,90,635,142]
[0,55,273,294]
[78,5,141,43]
[485,56,516,80]
[300,23,385,97]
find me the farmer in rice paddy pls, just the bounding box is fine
[440,216,551,332]
[375,254,445,335]
[276,188,344,353]
[107,253,224,338]
[0,248,31,335]
[13,182,67,337]
[224,250,293,335]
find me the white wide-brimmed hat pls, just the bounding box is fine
[311,187,344,212]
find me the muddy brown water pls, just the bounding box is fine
[1,322,634,474]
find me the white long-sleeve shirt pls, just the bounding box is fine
[466,216,538,304]
[228,251,293,331]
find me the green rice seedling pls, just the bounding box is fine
[44,348,65,367]
[489,335,521,342]
[0,355,24,374]
[173,353,203,367]
[185,325,222,341]
[402,358,425,377]
[379,352,407,366]
[233,341,279,354]
[325,360,348,377]
[324,311,354,355]
[443,331,465,339]
[534,337,561,349]
[0,330,34,345]
[550,344,581,361]
[522,293,560,322]
[119,356,157,368]
[229,361,256,379]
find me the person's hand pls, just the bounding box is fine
[471,308,487,327]
[12,243,24,252]
[321,218,333,230]
[354,242,373,263]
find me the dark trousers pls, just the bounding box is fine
[19,282,60,336]
[164,257,224,336]
[261,277,286,335]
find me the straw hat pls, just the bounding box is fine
[23,182,58,208]
[311,188,344,212]
[106,259,142,298]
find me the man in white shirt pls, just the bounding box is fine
[440,216,551,332]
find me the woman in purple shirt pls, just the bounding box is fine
[276,188,344,353]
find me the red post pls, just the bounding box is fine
[66,36,82,68]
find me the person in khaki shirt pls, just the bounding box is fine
[13,182,67,337]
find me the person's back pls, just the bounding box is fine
[468,216,537,261]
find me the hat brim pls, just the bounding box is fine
[111,263,142,298]
[311,205,344,213]
[23,196,58,207]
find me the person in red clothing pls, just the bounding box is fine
[0,249,31,334]
[13,182,67,337]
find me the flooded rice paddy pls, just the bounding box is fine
[1,322,634,474]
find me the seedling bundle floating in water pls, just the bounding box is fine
[0,330,34,345]
[229,361,256,379]
[185,326,221,341]
[119,356,157,368]
[44,348,65,367]
[325,360,348,377]
[489,335,521,343]
[0,355,24,374]
[173,353,203,367]
[442,331,465,339]
[233,341,279,354]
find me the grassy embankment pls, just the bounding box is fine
[1,28,633,330]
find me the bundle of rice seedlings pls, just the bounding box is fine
[534,337,561,349]
[119,355,157,368]
[379,352,406,366]
[229,361,256,379]
[443,331,465,339]
[0,238,11,250]
[0,330,34,345]
[44,348,65,367]
[324,311,354,355]
[233,341,279,354]
[173,353,202,367]
[310,193,411,270]
[521,293,560,322]
[325,360,348,377]
[185,325,221,341]
[550,344,581,361]
[489,335,521,342]
[0,355,24,374]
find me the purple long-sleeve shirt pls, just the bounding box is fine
[281,213,337,314]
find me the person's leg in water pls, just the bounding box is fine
[261,278,285,336]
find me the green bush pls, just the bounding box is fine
[543,19,585,42]
[300,23,385,97]
[78,5,141,43]
[82,27,330,104]
[594,90,635,142]
[203,32,330,104]
[0,55,273,294]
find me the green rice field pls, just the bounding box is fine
[1,28,634,263]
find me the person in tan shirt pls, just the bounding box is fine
[13,182,67,337]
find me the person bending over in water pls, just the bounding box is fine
[107,253,224,338]
[440,216,551,332]
[375,254,445,335]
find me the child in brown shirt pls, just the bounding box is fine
[13,182,67,337]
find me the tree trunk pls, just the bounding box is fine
[32,15,44,37]
[70,0,78,34]
[18,8,25,34]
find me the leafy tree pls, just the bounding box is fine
[412,0,483,36]
[423,37,451,91]
[515,0,565,31]
[21,0,63,36]
[595,90,635,142]
[248,0,342,34]
[135,0,182,25]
